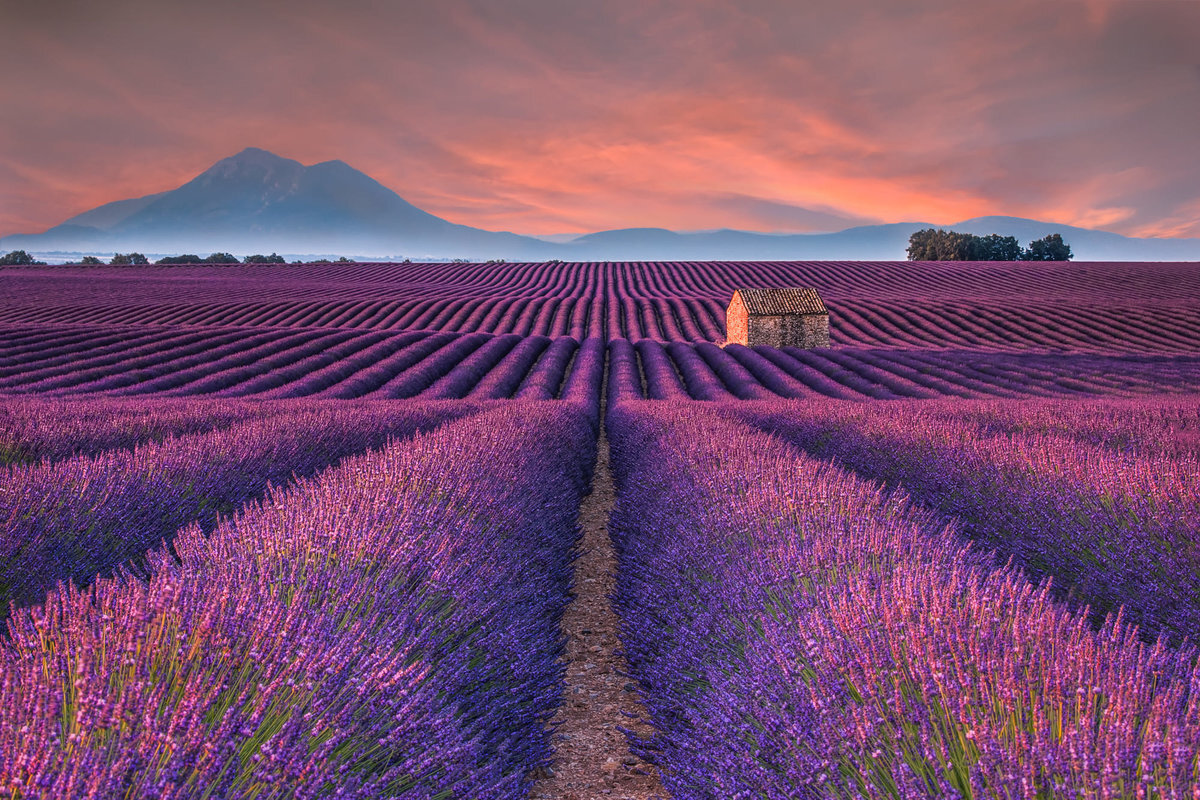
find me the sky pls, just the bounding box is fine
[3,0,1199,238]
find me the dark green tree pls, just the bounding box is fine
[0,250,46,265]
[1022,233,1073,261]
[242,253,287,264]
[155,254,203,265]
[906,229,976,260]
[971,234,1023,261]
[79,256,103,265]
[909,229,1069,261]
[110,253,149,265]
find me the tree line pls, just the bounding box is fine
[0,250,47,265]
[85,252,293,265]
[0,251,356,266]
[907,230,1072,261]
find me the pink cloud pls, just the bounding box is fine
[2,0,1198,239]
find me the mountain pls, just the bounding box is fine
[1,148,556,259]
[4,148,1199,261]
[558,220,1200,260]
[946,216,1200,261]
[61,191,168,230]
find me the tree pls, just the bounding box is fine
[0,250,46,266]
[80,256,104,265]
[243,253,287,264]
[906,229,976,260]
[1022,233,1072,261]
[203,252,238,264]
[155,254,203,265]
[908,229,1070,261]
[110,253,149,265]
[971,234,1022,261]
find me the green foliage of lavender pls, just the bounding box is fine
[0,401,593,798]
[606,400,1200,798]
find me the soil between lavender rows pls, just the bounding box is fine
[531,424,666,800]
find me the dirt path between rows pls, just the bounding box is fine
[531,422,666,800]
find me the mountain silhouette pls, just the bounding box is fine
[4,148,1199,261]
[3,148,553,259]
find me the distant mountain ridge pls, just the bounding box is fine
[4,147,1199,261]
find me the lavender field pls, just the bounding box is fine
[2,259,1199,798]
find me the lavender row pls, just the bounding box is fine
[560,337,606,429]
[0,400,476,616]
[730,399,1200,645]
[0,397,274,465]
[607,400,1200,798]
[919,395,1200,460]
[514,336,578,400]
[6,325,1200,401]
[0,401,594,798]
[606,341,1200,402]
[8,260,1200,308]
[5,261,1200,350]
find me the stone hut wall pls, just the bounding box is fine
[725,296,750,346]
[748,314,829,348]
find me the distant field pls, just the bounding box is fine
[2,260,1199,347]
[2,260,1199,399]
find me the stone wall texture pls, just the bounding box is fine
[725,296,750,345]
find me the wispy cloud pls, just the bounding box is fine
[3,0,1198,238]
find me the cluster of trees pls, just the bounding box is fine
[1,250,47,265]
[154,253,236,265]
[907,229,1073,261]
[153,253,352,265]
[73,253,151,265]
[65,252,302,265]
[2,250,396,267]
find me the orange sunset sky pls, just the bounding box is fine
[2,0,1199,239]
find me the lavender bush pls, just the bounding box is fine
[0,397,273,465]
[0,401,474,616]
[607,400,1200,798]
[0,401,593,798]
[730,399,1200,644]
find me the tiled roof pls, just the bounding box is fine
[734,287,828,316]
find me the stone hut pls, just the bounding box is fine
[725,287,829,348]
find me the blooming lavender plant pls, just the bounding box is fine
[513,337,578,400]
[0,401,593,799]
[0,396,273,465]
[424,334,521,399]
[634,339,688,401]
[919,395,1200,460]
[607,400,1200,798]
[730,399,1200,644]
[559,337,605,429]
[467,335,551,399]
[0,401,475,617]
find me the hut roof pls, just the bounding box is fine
[734,287,827,316]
